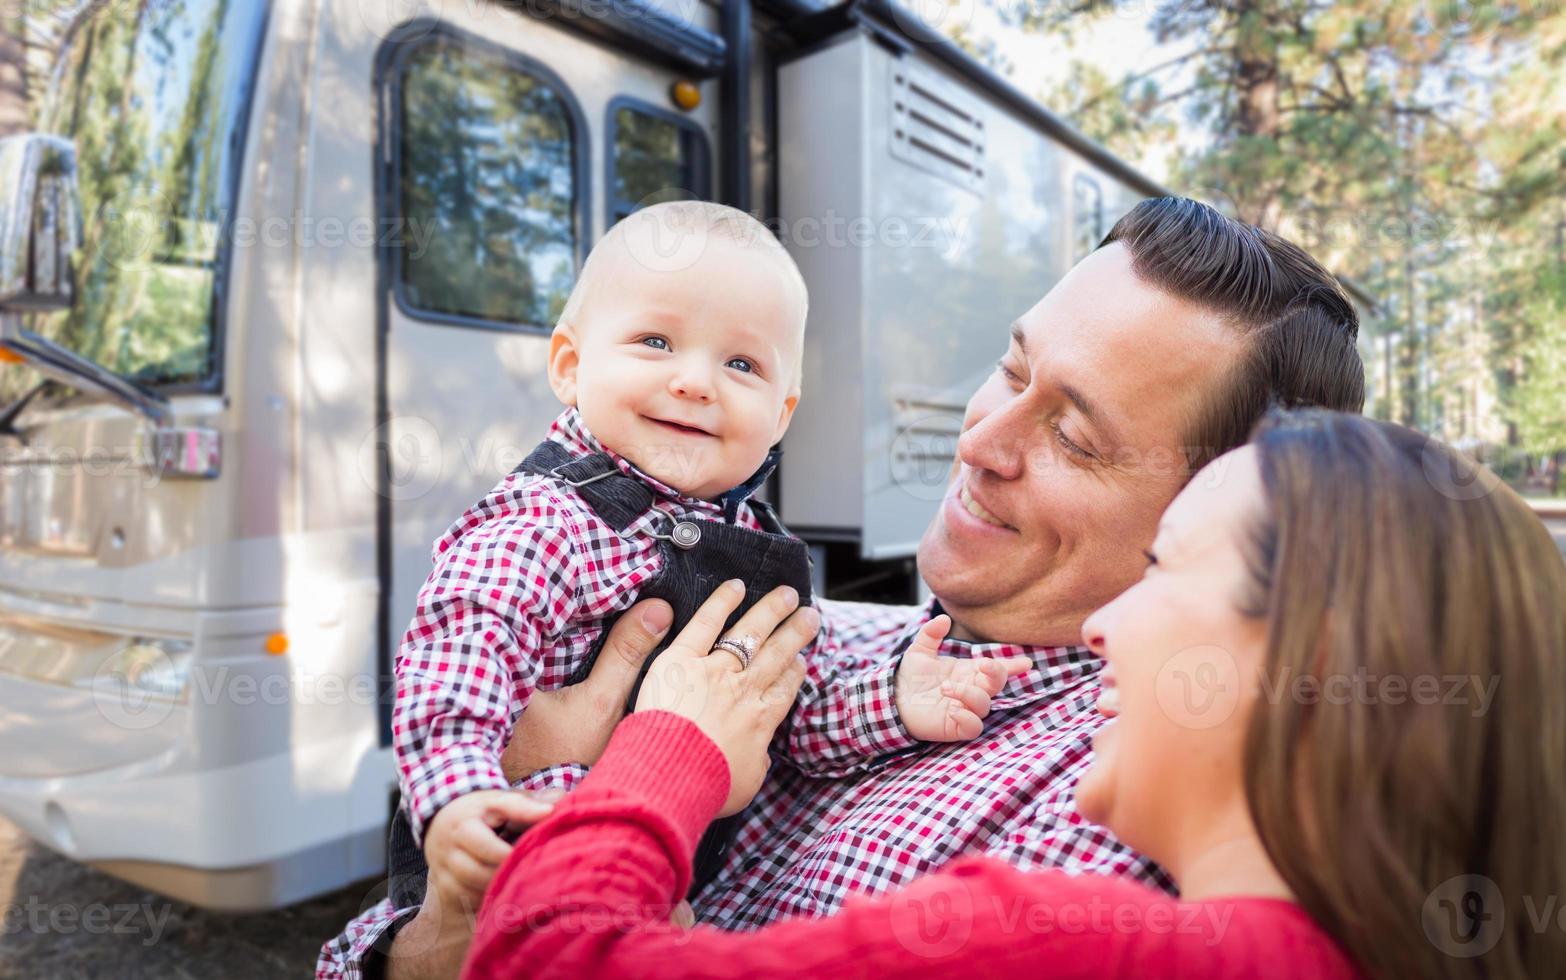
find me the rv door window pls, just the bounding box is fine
[607,99,711,223]
[1073,174,1105,261]
[4,0,269,400]
[393,38,582,330]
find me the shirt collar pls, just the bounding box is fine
[545,407,775,516]
[919,599,1103,710]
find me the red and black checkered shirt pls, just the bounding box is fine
[392,407,903,847]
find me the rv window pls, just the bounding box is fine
[6,0,269,398]
[395,40,581,329]
[607,100,712,223]
[1073,174,1105,261]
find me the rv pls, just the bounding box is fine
[0,0,1370,911]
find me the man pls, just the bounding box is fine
[318,197,1365,977]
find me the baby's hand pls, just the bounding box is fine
[893,615,1032,742]
[423,788,556,911]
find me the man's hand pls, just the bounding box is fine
[500,599,675,782]
[894,615,1032,742]
[422,789,556,911]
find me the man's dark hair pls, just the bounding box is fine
[1098,197,1366,473]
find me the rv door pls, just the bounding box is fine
[370,5,719,740]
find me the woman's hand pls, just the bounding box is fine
[635,581,818,816]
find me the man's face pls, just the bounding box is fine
[917,243,1246,647]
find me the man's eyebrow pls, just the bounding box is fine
[1010,321,1120,448]
[1061,382,1120,447]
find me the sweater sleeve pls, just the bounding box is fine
[461,713,1359,980]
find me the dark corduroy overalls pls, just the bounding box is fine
[386,439,814,911]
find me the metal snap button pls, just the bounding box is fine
[670,521,702,549]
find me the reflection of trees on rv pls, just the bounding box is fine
[6,0,257,401]
[399,39,576,327]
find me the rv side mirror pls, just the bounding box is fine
[0,134,82,314]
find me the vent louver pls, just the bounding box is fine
[891,67,986,193]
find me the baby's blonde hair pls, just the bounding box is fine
[557,201,808,386]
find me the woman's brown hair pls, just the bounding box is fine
[1241,410,1566,978]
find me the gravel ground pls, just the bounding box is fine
[0,816,377,979]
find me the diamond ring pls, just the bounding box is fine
[711,635,757,670]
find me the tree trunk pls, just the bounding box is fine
[1231,0,1282,228]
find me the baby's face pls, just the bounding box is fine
[553,235,805,499]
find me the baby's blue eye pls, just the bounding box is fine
[726,357,755,373]
[641,336,670,350]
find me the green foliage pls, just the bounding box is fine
[1008,0,1566,464]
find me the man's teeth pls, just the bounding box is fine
[959,482,1008,528]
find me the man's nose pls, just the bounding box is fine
[957,396,1028,480]
[669,360,716,402]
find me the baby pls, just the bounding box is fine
[390,202,1028,911]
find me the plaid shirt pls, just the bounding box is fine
[392,406,901,846]
[318,597,1167,977]
[693,600,1172,926]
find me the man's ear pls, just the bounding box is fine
[548,324,580,406]
[771,390,800,443]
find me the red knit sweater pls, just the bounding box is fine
[463,712,1361,979]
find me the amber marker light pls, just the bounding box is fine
[671,80,701,111]
[265,633,289,656]
[0,347,25,364]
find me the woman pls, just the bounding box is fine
[461,411,1566,979]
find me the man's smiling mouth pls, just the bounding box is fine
[959,480,1013,529]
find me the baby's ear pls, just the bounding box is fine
[771,390,800,443]
[547,324,580,406]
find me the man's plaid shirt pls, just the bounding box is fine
[318,593,1167,977]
